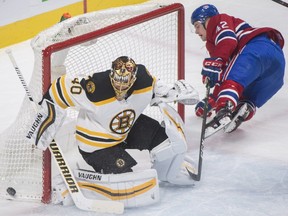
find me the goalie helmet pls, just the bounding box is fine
[191,4,219,25]
[110,56,137,100]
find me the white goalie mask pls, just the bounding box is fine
[110,56,137,100]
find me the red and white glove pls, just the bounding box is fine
[201,57,224,88]
[195,93,217,118]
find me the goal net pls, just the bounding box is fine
[0,2,185,203]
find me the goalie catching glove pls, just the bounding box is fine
[151,79,199,105]
[26,99,66,150]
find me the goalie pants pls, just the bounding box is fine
[79,114,168,174]
[223,34,285,108]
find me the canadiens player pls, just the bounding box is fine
[28,56,199,207]
[191,4,285,136]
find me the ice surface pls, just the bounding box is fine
[0,0,287,215]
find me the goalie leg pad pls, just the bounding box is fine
[150,103,195,185]
[52,169,160,208]
[151,141,195,186]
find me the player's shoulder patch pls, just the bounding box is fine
[86,80,96,93]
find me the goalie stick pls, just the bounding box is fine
[187,81,211,181]
[6,49,124,214]
[5,49,37,109]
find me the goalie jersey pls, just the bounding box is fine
[48,64,156,153]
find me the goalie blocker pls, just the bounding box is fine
[26,99,66,149]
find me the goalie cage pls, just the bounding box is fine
[0,2,185,204]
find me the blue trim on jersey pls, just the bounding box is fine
[218,89,239,103]
[235,23,251,34]
[216,30,237,44]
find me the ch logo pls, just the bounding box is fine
[110,109,136,134]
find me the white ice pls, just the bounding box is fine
[0,0,288,215]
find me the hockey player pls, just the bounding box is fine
[191,4,285,136]
[27,56,199,206]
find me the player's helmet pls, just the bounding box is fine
[191,4,219,25]
[110,56,137,100]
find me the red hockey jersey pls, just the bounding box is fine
[205,14,284,64]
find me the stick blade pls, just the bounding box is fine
[186,168,201,181]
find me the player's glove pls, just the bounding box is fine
[195,93,216,118]
[151,79,199,105]
[201,57,223,88]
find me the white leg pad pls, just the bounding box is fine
[150,103,195,185]
[152,152,195,186]
[52,169,160,208]
[150,139,195,185]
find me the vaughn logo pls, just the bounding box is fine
[78,171,102,181]
[26,113,43,139]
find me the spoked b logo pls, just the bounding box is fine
[110,109,136,134]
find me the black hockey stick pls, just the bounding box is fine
[6,49,124,214]
[188,81,211,181]
[271,0,288,8]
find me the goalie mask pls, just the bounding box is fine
[110,56,137,100]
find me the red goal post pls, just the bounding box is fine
[0,2,185,204]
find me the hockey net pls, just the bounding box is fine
[0,2,185,203]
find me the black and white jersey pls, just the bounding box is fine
[49,64,156,153]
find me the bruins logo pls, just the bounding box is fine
[110,109,135,134]
[86,81,95,93]
[116,158,125,168]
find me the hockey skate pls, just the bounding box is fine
[204,102,233,139]
[224,102,254,133]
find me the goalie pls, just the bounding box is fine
[27,56,199,207]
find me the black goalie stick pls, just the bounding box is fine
[188,81,211,181]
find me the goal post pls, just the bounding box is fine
[0,2,185,204]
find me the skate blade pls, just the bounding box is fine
[205,116,231,139]
[224,103,248,133]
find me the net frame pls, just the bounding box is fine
[42,3,184,203]
[0,2,185,204]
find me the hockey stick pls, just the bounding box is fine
[188,81,210,181]
[6,49,124,214]
[271,0,288,8]
[5,49,37,109]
